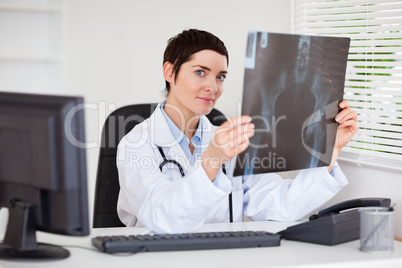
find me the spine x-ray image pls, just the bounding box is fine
[234,32,350,176]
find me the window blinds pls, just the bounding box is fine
[293,0,402,165]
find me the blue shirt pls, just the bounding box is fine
[160,102,203,166]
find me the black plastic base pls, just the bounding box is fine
[0,243,70,260]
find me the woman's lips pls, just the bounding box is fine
[197,97,214,103]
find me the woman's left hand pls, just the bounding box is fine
[334,100,359,152]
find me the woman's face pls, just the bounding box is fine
[165,49,228,117]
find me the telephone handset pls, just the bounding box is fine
[278,198,391,245]
[309,197,391,220]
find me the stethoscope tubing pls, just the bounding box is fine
[157,146,233,222]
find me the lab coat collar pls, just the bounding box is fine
[150,103,181,147]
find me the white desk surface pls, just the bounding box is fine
[1,221,402,268]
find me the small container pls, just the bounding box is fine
[359,207,395,254]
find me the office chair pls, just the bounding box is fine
[93,103,228,228]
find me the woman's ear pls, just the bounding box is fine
[163,62,174,83]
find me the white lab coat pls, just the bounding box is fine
[117,103,348,233]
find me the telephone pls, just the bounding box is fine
[278,198,391,245]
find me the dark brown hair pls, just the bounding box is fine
[163,29,229,94]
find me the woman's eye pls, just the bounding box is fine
[196,70,205,76]
[217,75,226,81]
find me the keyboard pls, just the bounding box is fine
[92,230,281,253]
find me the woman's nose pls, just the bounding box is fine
[206,77,218,93]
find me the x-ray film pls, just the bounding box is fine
[234,32,350,176]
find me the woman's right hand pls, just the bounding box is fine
[201,116,255,181]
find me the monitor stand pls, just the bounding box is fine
[0,200,69,260]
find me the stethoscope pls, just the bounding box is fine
[157,146,233,222]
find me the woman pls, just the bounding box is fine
[117,29,358,233]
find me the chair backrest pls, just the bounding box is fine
[92,103,227,228]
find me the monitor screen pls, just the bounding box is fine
[0,92,89,260]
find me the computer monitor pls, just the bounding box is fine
[0,92,89,260]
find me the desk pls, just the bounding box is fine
[1,221,402,268]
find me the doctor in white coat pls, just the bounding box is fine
[116,29,358,234]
